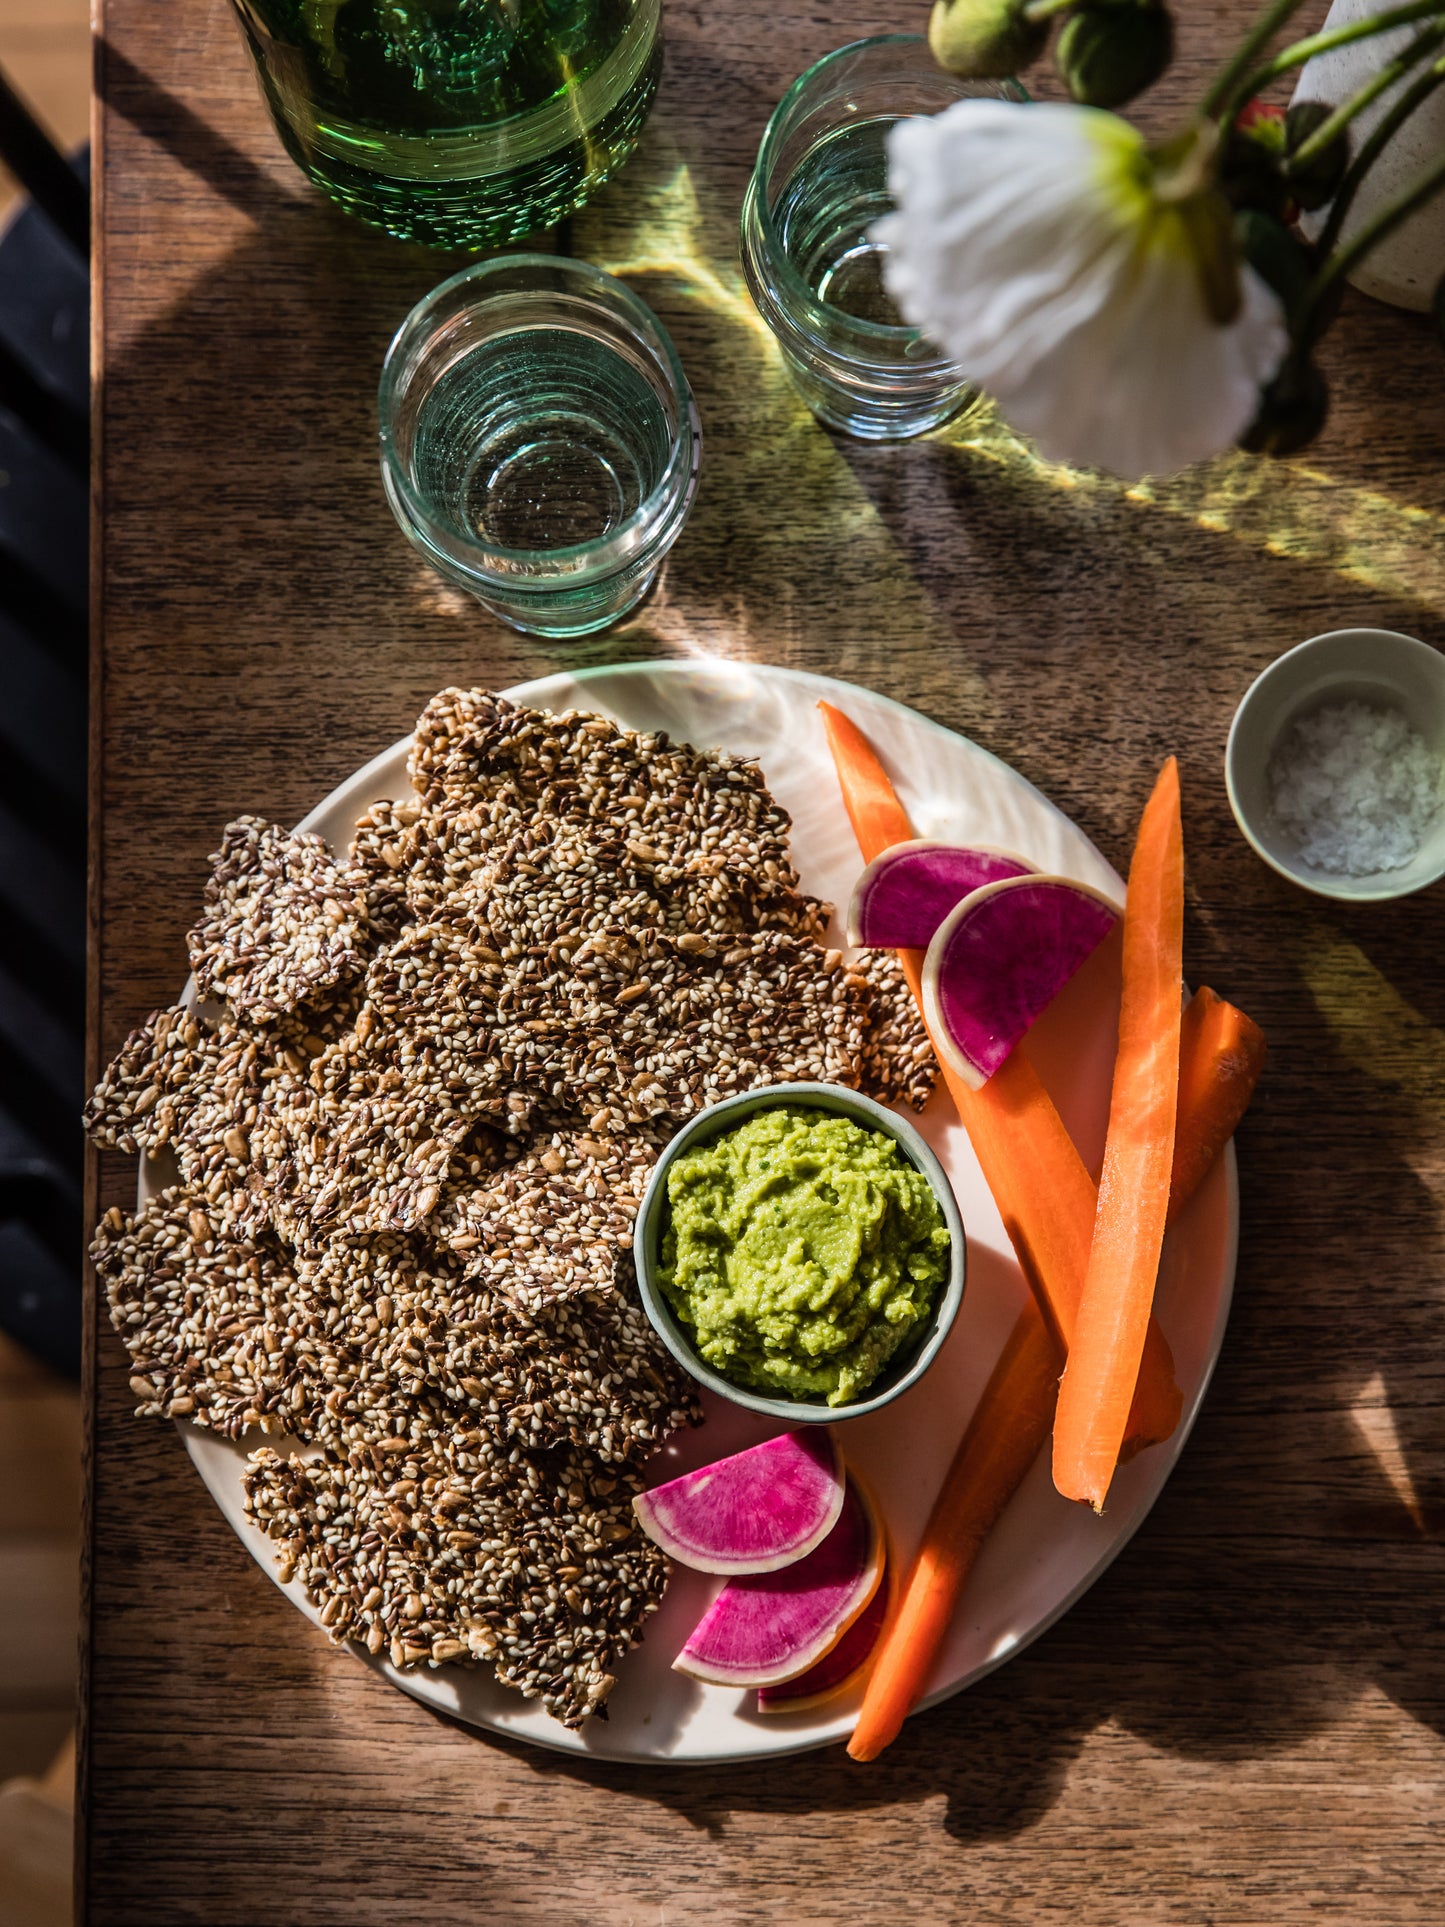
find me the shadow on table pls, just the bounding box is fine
[96,23,1445,1854]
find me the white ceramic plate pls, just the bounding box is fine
[152,659,1236,1764]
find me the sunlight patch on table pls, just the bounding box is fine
[1348,1371,1424,1533]
[574,153,992,704]
[1301,935,1445,1111]
[944,410,1445,612]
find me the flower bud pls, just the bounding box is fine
[1234,208,1315,327]
[1056,2,1174,110]
[1220,101,1291,219]
[1285,100,1350,213]
[1239,356,1329,457]
[929,0,1047,81]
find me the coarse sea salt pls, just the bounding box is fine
[1267,698,1443,876]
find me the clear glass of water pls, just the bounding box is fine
[741,36,1024,441]
[379,256,700,638]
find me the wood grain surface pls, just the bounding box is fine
[88,1,1445,1921]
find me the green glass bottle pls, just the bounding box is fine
[229,0,662,249]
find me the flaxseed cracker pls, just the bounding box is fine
[451,821,831,956]
[91,1187,367,1440]
[410,689,800,884]
[83,1004,222,1158]
[244,1434,668,1727]
[188,815,375,1022]
[476,927,870,1132]
[434,1128,657,1305]
[852,946,940,1112]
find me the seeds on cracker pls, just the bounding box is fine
[188,815,375,1021]
[243,1436,668,1726]
[91,1188,353,1439]
[852,947,939,1113]
[410,689,800,885]
[435,1129,656,1305]
[476,928,870,1132]
[83,1004,219,1156]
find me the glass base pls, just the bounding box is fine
[783,356,981,441]
[470,562,666,639]
[240,5,662,250]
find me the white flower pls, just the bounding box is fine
[874,99,1289,480]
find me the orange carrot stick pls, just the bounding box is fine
[1053,759,1185,1512]
[847,1295,1059,1762]
[848,978,1263,1761]
[1171,986,1266,1211]
[820,699,915,860]
[818,700,1182,1447]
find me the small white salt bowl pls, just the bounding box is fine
[1226,627,1445,903]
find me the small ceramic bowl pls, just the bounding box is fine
[633,1082,966,1425]
[1225,627,1445,902]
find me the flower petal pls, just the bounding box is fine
[875,98,1289,478]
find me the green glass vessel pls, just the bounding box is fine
[230,0,662,249]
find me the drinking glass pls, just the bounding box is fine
[741,36,1024,440]
[229,0,662,250]
[380,256,700,638]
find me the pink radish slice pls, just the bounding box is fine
[846,839,1036,949]
[922,873,1120,1089]
[673,1474,884,1688]
[755,1557,891,1714]
[633,1430,844,1576]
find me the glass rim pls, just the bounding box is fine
[746,33,1025,347]
[377,252,697,579]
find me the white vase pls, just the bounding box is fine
[1290,0,1445,312]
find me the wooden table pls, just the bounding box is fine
[86,1,1445,1919]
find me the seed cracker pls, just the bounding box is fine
[83,1005,222,1157]
[852,947,940,1112]
[410,689,800,885]
[91,1188,360,1439]
[188,816,376,1022]
[244,1436,667,1726]
[476,927,870,1131]
[434,1128,657,1305]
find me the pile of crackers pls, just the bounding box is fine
[86,690,935,1726]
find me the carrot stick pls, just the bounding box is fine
[847,1295,1059,1762]
[1171,986,1266,1212]
[1053,759,1185,1512]
[847,981,1264,1761]
[818,700,1182,1447]
[819,699,915,861]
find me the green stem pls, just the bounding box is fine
[1287,20,1445,168]
[1220,0,1445,121]
[1021,0,1076,21]
[1199,0,1315,120]
[1296,144,1445,349]
[1317,49,1445,251]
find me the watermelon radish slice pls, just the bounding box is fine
[673,1474,884,1688]
[755,1555,891,1714]
[846,839,1036,949]
[633,1430,845,1576]
[922,873,1120,1089]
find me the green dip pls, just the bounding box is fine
[656,1105,952,1408]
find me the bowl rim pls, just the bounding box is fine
[632,1081,967,1424]
[1224,625,1445,903]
